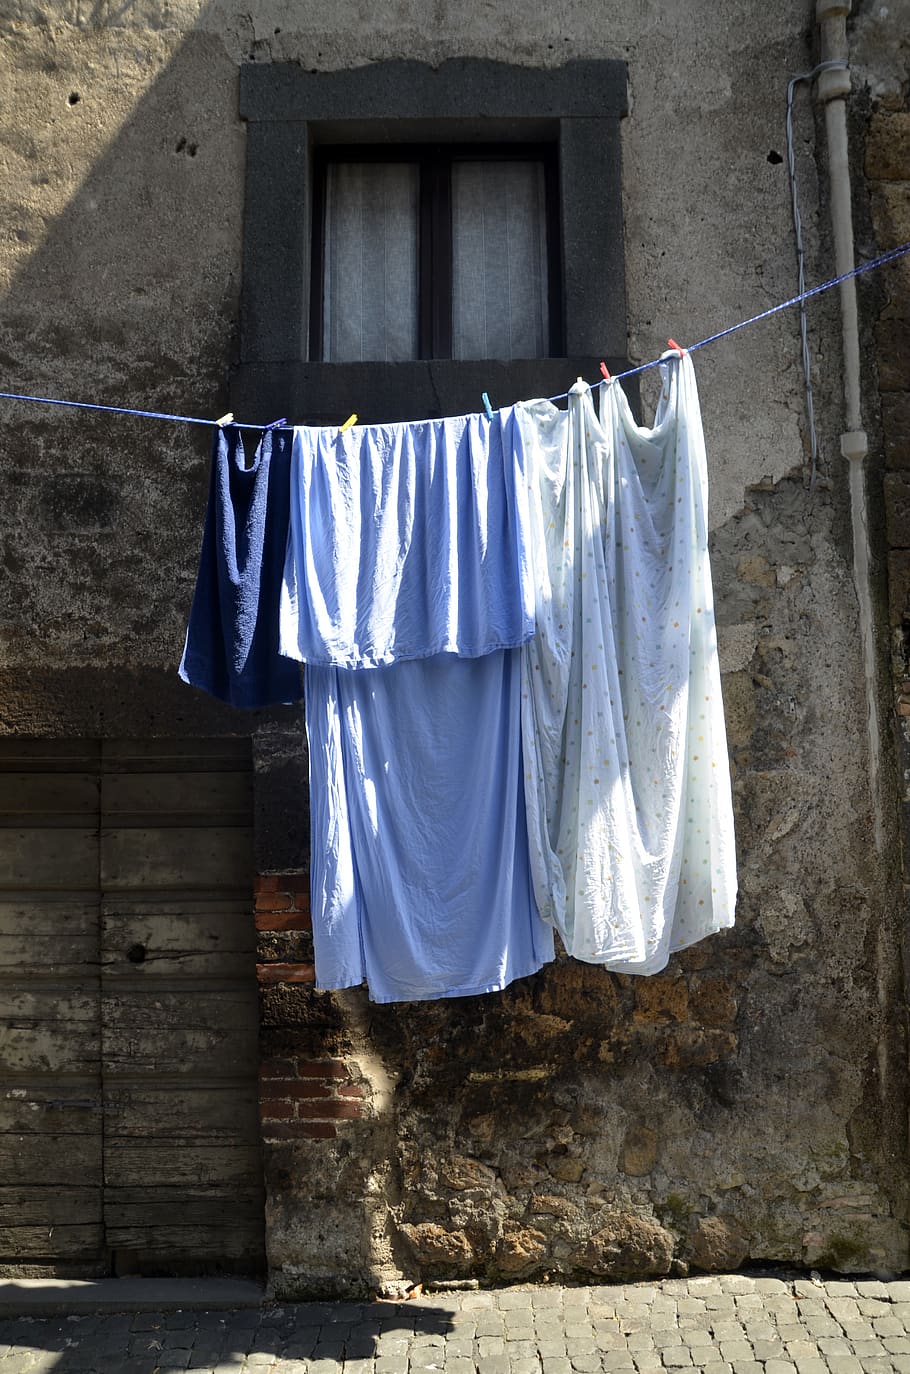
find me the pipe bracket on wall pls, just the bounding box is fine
[840,430,869,462]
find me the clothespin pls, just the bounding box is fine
[265,417,287,430]
[481,392,494,421]
[667,338,686,357]
[214,412,234,427]
[600,362,612,381]
[339,414,357,432]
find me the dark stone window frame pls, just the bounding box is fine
[233,58,629,425]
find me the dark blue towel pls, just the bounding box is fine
[179,426,302,709]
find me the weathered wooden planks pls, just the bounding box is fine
[102,772,252,826]
[0,741,101,772]
[99,827,253,892]
[101,986,259,1077]
[0,830,99,890]
[101,899,255,981]
[2,1002,100,1078]
[104,1144,262,1191]
[0,1083,101,1136]
[0,1186,102,1262]
[0,1189,101,1227]
[0,900,99,979]
[0,744,104,1273]
[0,773,100,823]
[101,1223,262,1261]
[98,739,264,1273]
[101,740,251,772]
[0,1133,102,1188]
[0,1225,105,1260]
[0,738,263,1275]
[103,1082,259,1141]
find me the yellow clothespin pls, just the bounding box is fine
[340,413,358,432]
[215,412,234,426]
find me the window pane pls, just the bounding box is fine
[322,162,420,362]
[451,160,549,361]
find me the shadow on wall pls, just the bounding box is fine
[0,7,250,675]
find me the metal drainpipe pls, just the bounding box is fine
[816,0,885,852]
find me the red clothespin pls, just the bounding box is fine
[667,338,686,356]
[599,362,612,380]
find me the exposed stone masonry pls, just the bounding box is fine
[869,107,910,882]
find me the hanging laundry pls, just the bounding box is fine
[279,411,534,666]
[179,425,303,709]
[280,412,554,1002]
[516,355,737,972]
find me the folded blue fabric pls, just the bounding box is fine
[280,410,534,666]
[179,426,302,709]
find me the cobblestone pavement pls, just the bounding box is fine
[3,1274,910,1374]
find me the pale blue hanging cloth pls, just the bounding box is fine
[280,411,554,1003]
[516,356,737,972]
[280,411,534,666]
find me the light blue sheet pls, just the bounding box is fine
[282,410,554,1002]
[280,410,534,667]
[305,651,553,1001]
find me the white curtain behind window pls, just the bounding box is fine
[321,158,549,361]
[322,162,420,362]
[452,160,549,361]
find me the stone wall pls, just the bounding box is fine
[1,0,909,1294]
[862,78,910,892]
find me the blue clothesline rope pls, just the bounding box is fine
[1,239,909,429]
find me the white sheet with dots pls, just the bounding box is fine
[516,353,737,972]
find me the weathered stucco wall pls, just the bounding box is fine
[1,0,908,1293]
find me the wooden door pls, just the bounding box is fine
[0,738,264,1276]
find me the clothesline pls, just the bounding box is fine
[1,238,908,430]
[183,353,735,994]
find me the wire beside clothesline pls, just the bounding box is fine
[1,238,909,430]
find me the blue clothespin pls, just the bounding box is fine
[481,392,494,421]
[265,417,287,430]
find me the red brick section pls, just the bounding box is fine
[253,873,312,930]
[258,1057,369,1140]
[254,876,363,1140]
[256,962,316,983]
[254,873,314,984]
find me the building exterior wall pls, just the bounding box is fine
[1,0,908,1294]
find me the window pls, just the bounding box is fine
[312,146,561,362]
[234,59,628,424]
